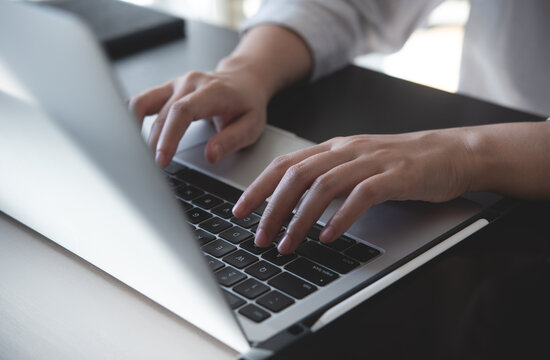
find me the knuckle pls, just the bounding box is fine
[310,173,337,194]
[170,99,191,116]
[271,154,293,172]
[355,181,375,200]
[285,163,308,183]
[182,70,204,84]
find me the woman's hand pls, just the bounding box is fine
[128,24,313,168]
[233,128,476,254]
[128,68,269,167]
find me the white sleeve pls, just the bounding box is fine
[242,0,444,81]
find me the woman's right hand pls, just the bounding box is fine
[128,66,269,167]
[128,25,313,168]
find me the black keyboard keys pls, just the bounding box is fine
[268,272,316,299]
[297,241,359,274]
[286,258,338,286]
[205,255,224,271]
[219,227,253,244]
[193,229,215,245]
[202,239,236,258]
[193,194,223,210]
[240,239,273,255]
[307,224,323,241]
[325,236,356,251]
[216,267,246,287]
[211,202,234,219]
[257,290,294,313]
[231,213,260,229]
[344,243,380,262]
[223,290,245,309]
[175,184,204,201]
[262,248,297,266]
[223,249,258,269]
[185,207,212,224]
[245,260,281,281]
[239,304,270,323]
[199,217,232,234]
[233,278,269,299]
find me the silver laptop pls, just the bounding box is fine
[0,2,506,358]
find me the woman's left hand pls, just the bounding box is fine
[232,128,475,254]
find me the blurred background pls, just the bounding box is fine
[122,0,470,93]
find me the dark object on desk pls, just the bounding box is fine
[40,0,185,59]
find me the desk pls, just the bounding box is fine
[1,17,548,360]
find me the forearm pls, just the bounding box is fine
[216,24,313,101]
[465,121,550,199]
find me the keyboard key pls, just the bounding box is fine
[223,290,245,309]
[307,224,323,241]
[250,224,259,233]
[166,176,184,187]
[233,278,270,299]
[193,194,223,210]
[211,202,235,219]
[193,229,216,245]
[205,255,224,271]
[296,241,359,274]
[286,258,339,286]
[178,200,193,211]
[164,162,186,175]
[175,184,204,201]
[219,227,253,244]
[344,243,380,262]
[185,207,212,224]
[257,290,294,313]
[199,217,232,234]
[268,272,316,299]
[216,266,246,287]
[252,202,268,216]
[202,239,236,258]
[239,304,270,323]
[325,236,356,251]
[223,249,258,269]
[175,167,242,203]
[231,213,260,229]
[240,239,273,255]
[262,248,297,266]
[245,260,281,281]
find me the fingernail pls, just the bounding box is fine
[155,150,167,167]
[255,228,267,247]
[277,234,291,254]
[320,225,335,243]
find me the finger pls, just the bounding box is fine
[232,142,332,219]
[147,74,203,157]
[128,83,173,126]
[254,149,354,250]
[320,172,398,243]
[279,158,379,253]
[154,84,242,167]
[204,110,265,164]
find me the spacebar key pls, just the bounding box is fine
[297,241,359,274]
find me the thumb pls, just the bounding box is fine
[205,111,265,163]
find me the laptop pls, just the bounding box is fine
[0,2,509,358]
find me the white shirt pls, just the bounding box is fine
[243,0,550,117]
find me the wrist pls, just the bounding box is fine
[460,126,502,194]
[216,55,277,102]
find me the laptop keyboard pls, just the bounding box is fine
[164,162,380,323]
